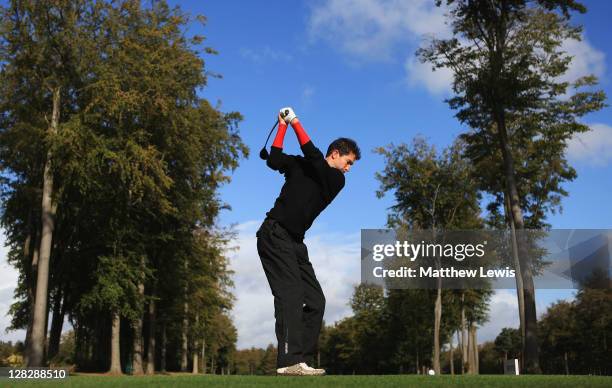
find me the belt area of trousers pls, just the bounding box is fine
[264,217,303,243]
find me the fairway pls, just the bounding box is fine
[3,374,612,388]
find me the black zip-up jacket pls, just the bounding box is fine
[265,140,345,241]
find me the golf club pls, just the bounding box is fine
[260,109,290,159]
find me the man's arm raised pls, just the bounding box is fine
[285,110,343,202]
[266,113,296,174]
[290,117,325,163]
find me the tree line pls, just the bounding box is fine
[484,274,611,375]
[1,0,247,373]
[233,273,610,376]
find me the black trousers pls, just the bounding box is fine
[256,218,325,368]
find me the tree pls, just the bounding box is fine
[258,344,277,375]
[319,318,359,374]
[538,301,575,374]
[349,284,388,373]
[376,137,484,374]
[0,0,102,367]
[418,0,606,373]
[386,289,436,374]
[495,327,522,362]
[2,0,246,372]
[571,272,612,375]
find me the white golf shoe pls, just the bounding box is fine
[276,362,326,376]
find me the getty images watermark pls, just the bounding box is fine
[361,229,612,289]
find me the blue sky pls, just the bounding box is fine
[1,0,611,349]
[168,0,612,232]
[164,0,612,348]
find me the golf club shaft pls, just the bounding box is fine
[263,119,279,149]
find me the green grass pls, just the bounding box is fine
[2,374,611,387]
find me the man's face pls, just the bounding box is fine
[327,150,357,174]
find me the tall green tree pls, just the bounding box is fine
[0,0,105,367]
[376,137,484,374]
[418,0,606,372]
[2,0,246,372]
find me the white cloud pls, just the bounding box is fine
[560,36,606,84]
[228,220,360,349]
[308,0,450,61]
[308,0,455,95]
[240,46,292,64]
[405,55,454,95]
[301,85,315,105]
[477,290,520,343]
[566,123,612,167]
[308,2,606,98]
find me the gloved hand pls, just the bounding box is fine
[279,107,297,124]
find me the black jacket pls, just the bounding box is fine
[265,140,345,241]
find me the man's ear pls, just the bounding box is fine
[331,149,340,159]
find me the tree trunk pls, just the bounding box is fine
[210,355,215,375]
[415,349,419,374]
[181,302,189,371]
[132,261,145,375]
[473,325,479,373]
[23,214,37,366]
[43,288,50,362]
[192,349,198,374]
[467,322,479,374]
[146,296,156,375]
[47,287,66,360]
[160,322,167,373]
[564,351,569,375]
[192,314,199,374]
[109,312,122,374]
[181,259,189,371]
[449,339,454,375]
[24,248,39,365]
[496,109,540,373]
[433,274,442,374]
[466,325,473,374]
[461,293,468,373]
[505,191,526,372]
[201,333,206,374]
[28,86,60,367]
[456,330,462,374]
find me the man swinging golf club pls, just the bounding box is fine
[257,107,360,376]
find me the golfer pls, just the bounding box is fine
[256,107,360,376]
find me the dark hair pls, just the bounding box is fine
[326,137,361,160]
